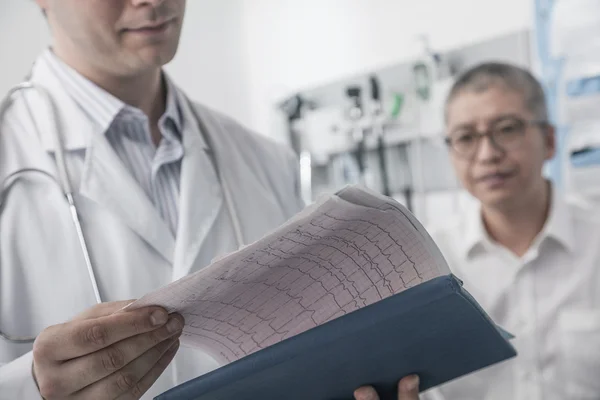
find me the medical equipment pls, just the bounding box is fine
[0,81,245,344]
[345,86,367,185]
[369,75,391,197]
[279,94,318,204]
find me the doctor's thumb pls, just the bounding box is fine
[398,375,420,400]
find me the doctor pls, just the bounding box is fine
[0,0,421,399]
[0,0,307,399]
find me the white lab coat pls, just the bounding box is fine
[0,61,304,399]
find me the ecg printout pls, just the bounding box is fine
[129,186,451,365]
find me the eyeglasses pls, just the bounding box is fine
[445,118,547,159]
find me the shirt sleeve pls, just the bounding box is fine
[0,351,43,400]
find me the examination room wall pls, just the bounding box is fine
[239,0,533,141]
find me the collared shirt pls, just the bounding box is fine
[424,187,600,400]
[39,49,183,235]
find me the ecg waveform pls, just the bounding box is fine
[130,187,447,365]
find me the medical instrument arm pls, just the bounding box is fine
[288,146,307,212]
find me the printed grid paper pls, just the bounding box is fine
[128,186,450,364]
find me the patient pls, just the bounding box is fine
[424,62,600,400]
[354,62,600,400]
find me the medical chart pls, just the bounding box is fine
[128,186,450,365]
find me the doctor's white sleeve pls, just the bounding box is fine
[0,351,43,400]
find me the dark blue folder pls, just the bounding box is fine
[155,275,516,400]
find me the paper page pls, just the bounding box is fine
[336,186,451,276]
[128,186,449,365]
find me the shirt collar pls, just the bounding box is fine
[540,185,576,253]
[39,48,183,139]
[461,203,490,259]
[461,183,575,259]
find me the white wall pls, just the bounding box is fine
[0,0,251,127]
[165,0,252,128]
[239,0,533,140]
[0,0,49,96]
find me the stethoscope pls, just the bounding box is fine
[0,81,245,344]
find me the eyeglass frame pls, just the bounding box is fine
[444,116,550,159]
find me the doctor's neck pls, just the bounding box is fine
[51,48,166,146]
[104,68,167,146]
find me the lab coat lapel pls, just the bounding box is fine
[172,96,223,279]
[79,132,176,265]
[29,55,176,264]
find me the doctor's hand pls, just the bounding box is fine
[354,375,420,400]
[31,300,184,400]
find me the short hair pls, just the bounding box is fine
[445,62,548,122]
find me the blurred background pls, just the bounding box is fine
[2,0,598,226]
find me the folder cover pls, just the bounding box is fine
[155,275,516,400]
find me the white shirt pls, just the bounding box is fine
[39,49,184,234]
[424,189,600,400]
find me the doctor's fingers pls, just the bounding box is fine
[115,340,180,400]
[72,338,180,400]
[41,315,183,396]
[33,306,177,362]
[397,376,420,400]
[354,386,379,400]
[354,376,420,400]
